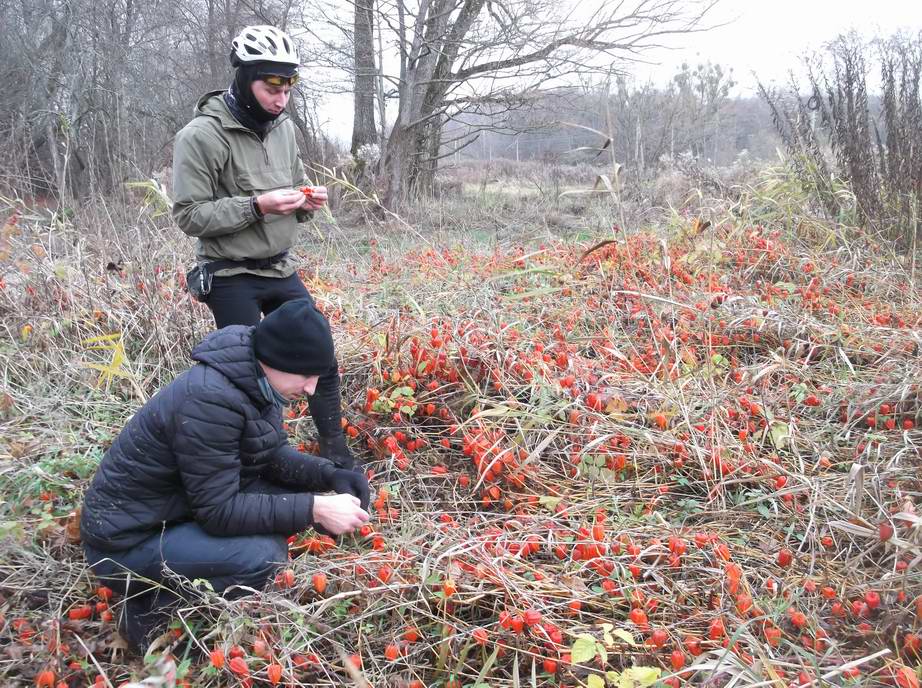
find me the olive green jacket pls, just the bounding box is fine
[171,90,311,277]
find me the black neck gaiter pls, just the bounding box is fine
[224,64,278,138]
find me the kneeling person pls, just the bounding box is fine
[79,298,368,652]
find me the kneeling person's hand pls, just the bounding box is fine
[312,494,370,535]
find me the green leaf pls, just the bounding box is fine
[588,674,606,688]
[769,421,790,449]
[596,643,608,665]
[473,645,499,686]
[176,658,191,678]
[571,634,599,664]
[191,578,214,592]
[539,496,562,511]
[774,282,796,295]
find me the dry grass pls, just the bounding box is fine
[0,169,921,688]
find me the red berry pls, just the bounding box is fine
[777,548,793,567]
[523,609,542,626]
[879,522,894,541]
[670,649,686,670]
[628,608,648,626]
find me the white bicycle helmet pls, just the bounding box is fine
[230,26,299,67]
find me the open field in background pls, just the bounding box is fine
[0,161,921,688]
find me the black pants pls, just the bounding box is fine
[207,272,311,328]
[83,480,290,652]
[204,270,345,438]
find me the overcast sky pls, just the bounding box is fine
[316,1,922,143]
[647,0,922,89]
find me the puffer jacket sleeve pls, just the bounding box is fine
[173,395,315,536]
[267,443,335,491]
[172,125,259,238]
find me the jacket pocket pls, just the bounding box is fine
[234,165,293,194]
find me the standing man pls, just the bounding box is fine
[172,26,357,470]
[81,299,370,653]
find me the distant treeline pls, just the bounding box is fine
[445,65,781,169]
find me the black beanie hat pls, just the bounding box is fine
[254,298,336,375]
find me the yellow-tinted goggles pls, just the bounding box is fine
[263,74,299,88]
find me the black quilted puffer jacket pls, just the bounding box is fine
[80,326,335,552]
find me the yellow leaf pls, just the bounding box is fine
[600,623,615,646]
[619,666,661,688]
[20,324,32,341]
[81,332,132,388]
[611,629,637,646]
[605,395,630,419]
[680,346,698,368]
[691,217,711,235]
[588,674,606,688]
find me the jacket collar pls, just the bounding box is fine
[190,326,270,407]
[194,90,289,134]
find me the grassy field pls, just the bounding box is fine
[0,168,920,688]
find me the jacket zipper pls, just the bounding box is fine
[249,132,269,164]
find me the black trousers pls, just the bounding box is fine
[83,479,290,652]
[204,270,345,438]
[206,272,311,328]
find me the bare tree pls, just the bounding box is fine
[759,31,922,247]
[0,0,325,202]
[671,61,735,163]
[351,0,378,155]
[370,0,718,208]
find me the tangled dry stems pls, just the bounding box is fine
[0,181,920,688]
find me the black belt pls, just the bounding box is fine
[202,251,289,272]
[186,251,289,303]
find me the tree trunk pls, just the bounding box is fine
[383,124,413,205]
[350,0,377,156]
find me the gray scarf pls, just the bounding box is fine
[257,374,289,409]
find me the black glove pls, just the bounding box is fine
[318,434,360,472]
[325,467,370,511]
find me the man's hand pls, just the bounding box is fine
[255,189,307,216]
[312,494,369,535]
[299,185,328,211]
